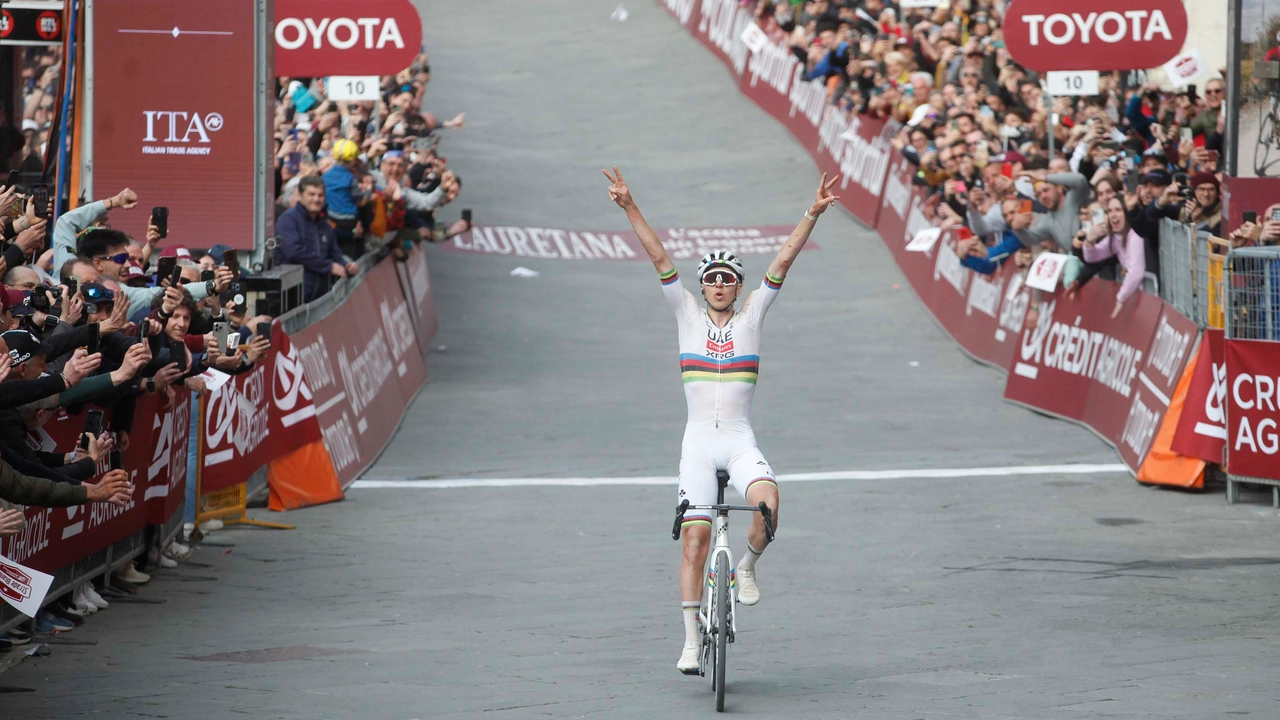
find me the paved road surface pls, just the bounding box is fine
[6,1,1280,718]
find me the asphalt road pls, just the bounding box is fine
[5,1,1280,718]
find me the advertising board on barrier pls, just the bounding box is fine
[1004,285,1167,471]
[0,393,189,573]
[290,257,428,487]
[1120,305,1199,469]
[201,325,323,491]
[93,0,260,250]
[447,225,808,262]
[1224,338,1280,480]
[1171,328,1227,462]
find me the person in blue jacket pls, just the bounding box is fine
[274,176,360,302]
[322,138,370,259]
[958,199,1033,275]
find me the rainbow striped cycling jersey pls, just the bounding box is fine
[659,269,783,424]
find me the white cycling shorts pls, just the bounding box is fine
[678,419,777,530]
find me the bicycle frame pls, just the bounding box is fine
[702,509,736,647]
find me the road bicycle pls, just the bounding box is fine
[672,470,775,712]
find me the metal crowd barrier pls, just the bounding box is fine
[1158,219,1229,329]
[1223,245,1280,504]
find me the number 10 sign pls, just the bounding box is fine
[326,76,381,101]
[1045,70,1100,97]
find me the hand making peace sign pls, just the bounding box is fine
[602,166,635,211]
[808,172,841,218]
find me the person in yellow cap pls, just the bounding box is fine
[321,137,370,258]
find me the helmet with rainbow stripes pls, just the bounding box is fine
[697,250,744,282]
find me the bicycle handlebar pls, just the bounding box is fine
[671,500,776,542]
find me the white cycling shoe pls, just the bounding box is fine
[736,568,760,606]
[677,642,701,675]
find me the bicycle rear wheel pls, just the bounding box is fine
[714,553,729,712]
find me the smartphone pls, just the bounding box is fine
[256,321,272,338]
[956,226,973,241]
[32,184,49,219]
[285,152,302,175]
[201,269,215,282]
[65,277,77,298]
[1019,199,1033,214]
[213,321,230,353]
[953,181,968,194]
[109,449,123,472]
[1180,127,1193,145]
[5,170,18,190]
[156,256,177,285]
[170,265,184,288]
[1243,211,1258,224]
[80,409,105,450]
[85,324,100,356]
[150,206,169,239]
[1091,207,1106,226]
[1271,207,1280,223]
[461,208,472,225]
[223,251,240,277]
[1001,163,1014,178]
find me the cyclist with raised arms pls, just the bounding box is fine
[602,166,839,674]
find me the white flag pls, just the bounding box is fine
[0,552,54,618]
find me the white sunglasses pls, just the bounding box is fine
[700,271,739,287]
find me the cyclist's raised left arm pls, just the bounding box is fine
[767,173,840,282]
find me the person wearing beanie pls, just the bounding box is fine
[1181,172,1222,237]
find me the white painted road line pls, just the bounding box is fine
[350,463,1130,489]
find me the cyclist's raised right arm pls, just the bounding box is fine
[603,167,674,275]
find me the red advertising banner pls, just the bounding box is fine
[1171,328,1227,462]
[393,244,439,362]
[1224,339,1280,479]
[289,256,428,487]
[1002,0,1187,72]
[445,225,809,262]
[0,393,187,573]
[1117,304,1199,469]
[201,324,324,492]
[274,0,422,78]
[875,152,1029,370]
[142,392,191,526]
[655,0,889,228]
[1003,283,1166,471]
[92,0,259,250]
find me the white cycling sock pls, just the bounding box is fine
[738,542,764,572]
[682,601,700,644]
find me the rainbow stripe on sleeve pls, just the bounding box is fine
[660,268,679,285]
[679,354,759,384]
[764,272,783,290]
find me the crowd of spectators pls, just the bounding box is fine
[0,46,468,651]
[759,0,1257,320]
[0,181,274,647]
[271,50,472,301]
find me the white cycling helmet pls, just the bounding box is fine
[697,250,745,281]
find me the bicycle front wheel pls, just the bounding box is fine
[715,552,729,712]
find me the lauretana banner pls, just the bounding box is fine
[445,225,810,262]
